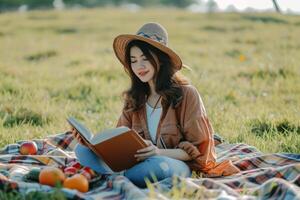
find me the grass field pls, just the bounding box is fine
[0,8,299,155]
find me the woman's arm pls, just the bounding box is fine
[159,148,192,161]
[135,140,192,162]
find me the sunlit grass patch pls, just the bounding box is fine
[224,90,238,105]
[279,138,300,153]
[231,25,252,31]
[27,14,59,20]
[85,96,108,114]
[64,84,92,101]
[83,69,103,78]
[280,43,300,50]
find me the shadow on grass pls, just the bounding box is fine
[238,68,294,80]
[249,119,300,138]
[25,50,58,62]
[0,107,49,127]
[242,15,288,24]
[27,14,59,20]
[47,84,93,101]
[201,25,252,33]
[225,49,242,58]
[0,83,19,95]
[55,28,78,34]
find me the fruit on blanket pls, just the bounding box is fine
[39,167,65,187]
[23,167,41,182]
[70,161,81,170]
[63,174,89,192]
[64,166,77,176]
[19,141,38,155]
[80,170,91,181]
[81,166,96,178]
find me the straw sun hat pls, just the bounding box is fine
[113,22,183,71]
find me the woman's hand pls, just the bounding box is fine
[135,140,160,162]
[70,127,88,147]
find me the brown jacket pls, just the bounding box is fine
[116,84,240,176]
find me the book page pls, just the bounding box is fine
[91,126,130,145]
[67,117,93,143]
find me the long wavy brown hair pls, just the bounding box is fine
[122,40,189,111]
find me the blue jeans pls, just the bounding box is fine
[74,144,191,188]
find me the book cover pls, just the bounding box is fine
[67,117,147,172]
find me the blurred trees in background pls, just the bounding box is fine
[0,0,197,11]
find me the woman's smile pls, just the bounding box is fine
[138,70,149,76]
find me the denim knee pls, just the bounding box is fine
[147,156,191,177]
[124,156,191,188]
[74,144,113,174]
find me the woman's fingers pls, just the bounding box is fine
[135,151,155,161]
[76,135,84,144]
[137,145,154,153]
[135,145,156,161]
[136,151,154,158]
[71,129,77,136]
[144,139,153,146]
[71,129,87,146]
[78,138,86,145]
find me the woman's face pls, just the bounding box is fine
[130,46,157,83]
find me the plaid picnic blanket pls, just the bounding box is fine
[0,132,299,200]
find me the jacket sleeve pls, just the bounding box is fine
[177,86,240,176]
[116,104,132,128]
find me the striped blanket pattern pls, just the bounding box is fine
[0,132,299,200]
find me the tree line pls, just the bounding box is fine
[0,0,197,11]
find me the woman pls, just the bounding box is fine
[72,22,240,188]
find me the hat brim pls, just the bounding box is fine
[113,34,182,71]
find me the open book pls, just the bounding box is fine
[67,117,148,172]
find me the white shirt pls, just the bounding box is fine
[146,102,162,144]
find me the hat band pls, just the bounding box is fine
[137,31,167,45]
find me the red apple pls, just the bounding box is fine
[64,166,77,176]
[70,161,82,170]
[19,141,38,155]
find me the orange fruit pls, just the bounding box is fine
[39,167,65,187]
[63,174,89,193]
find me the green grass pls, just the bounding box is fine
[0,7,299,199]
